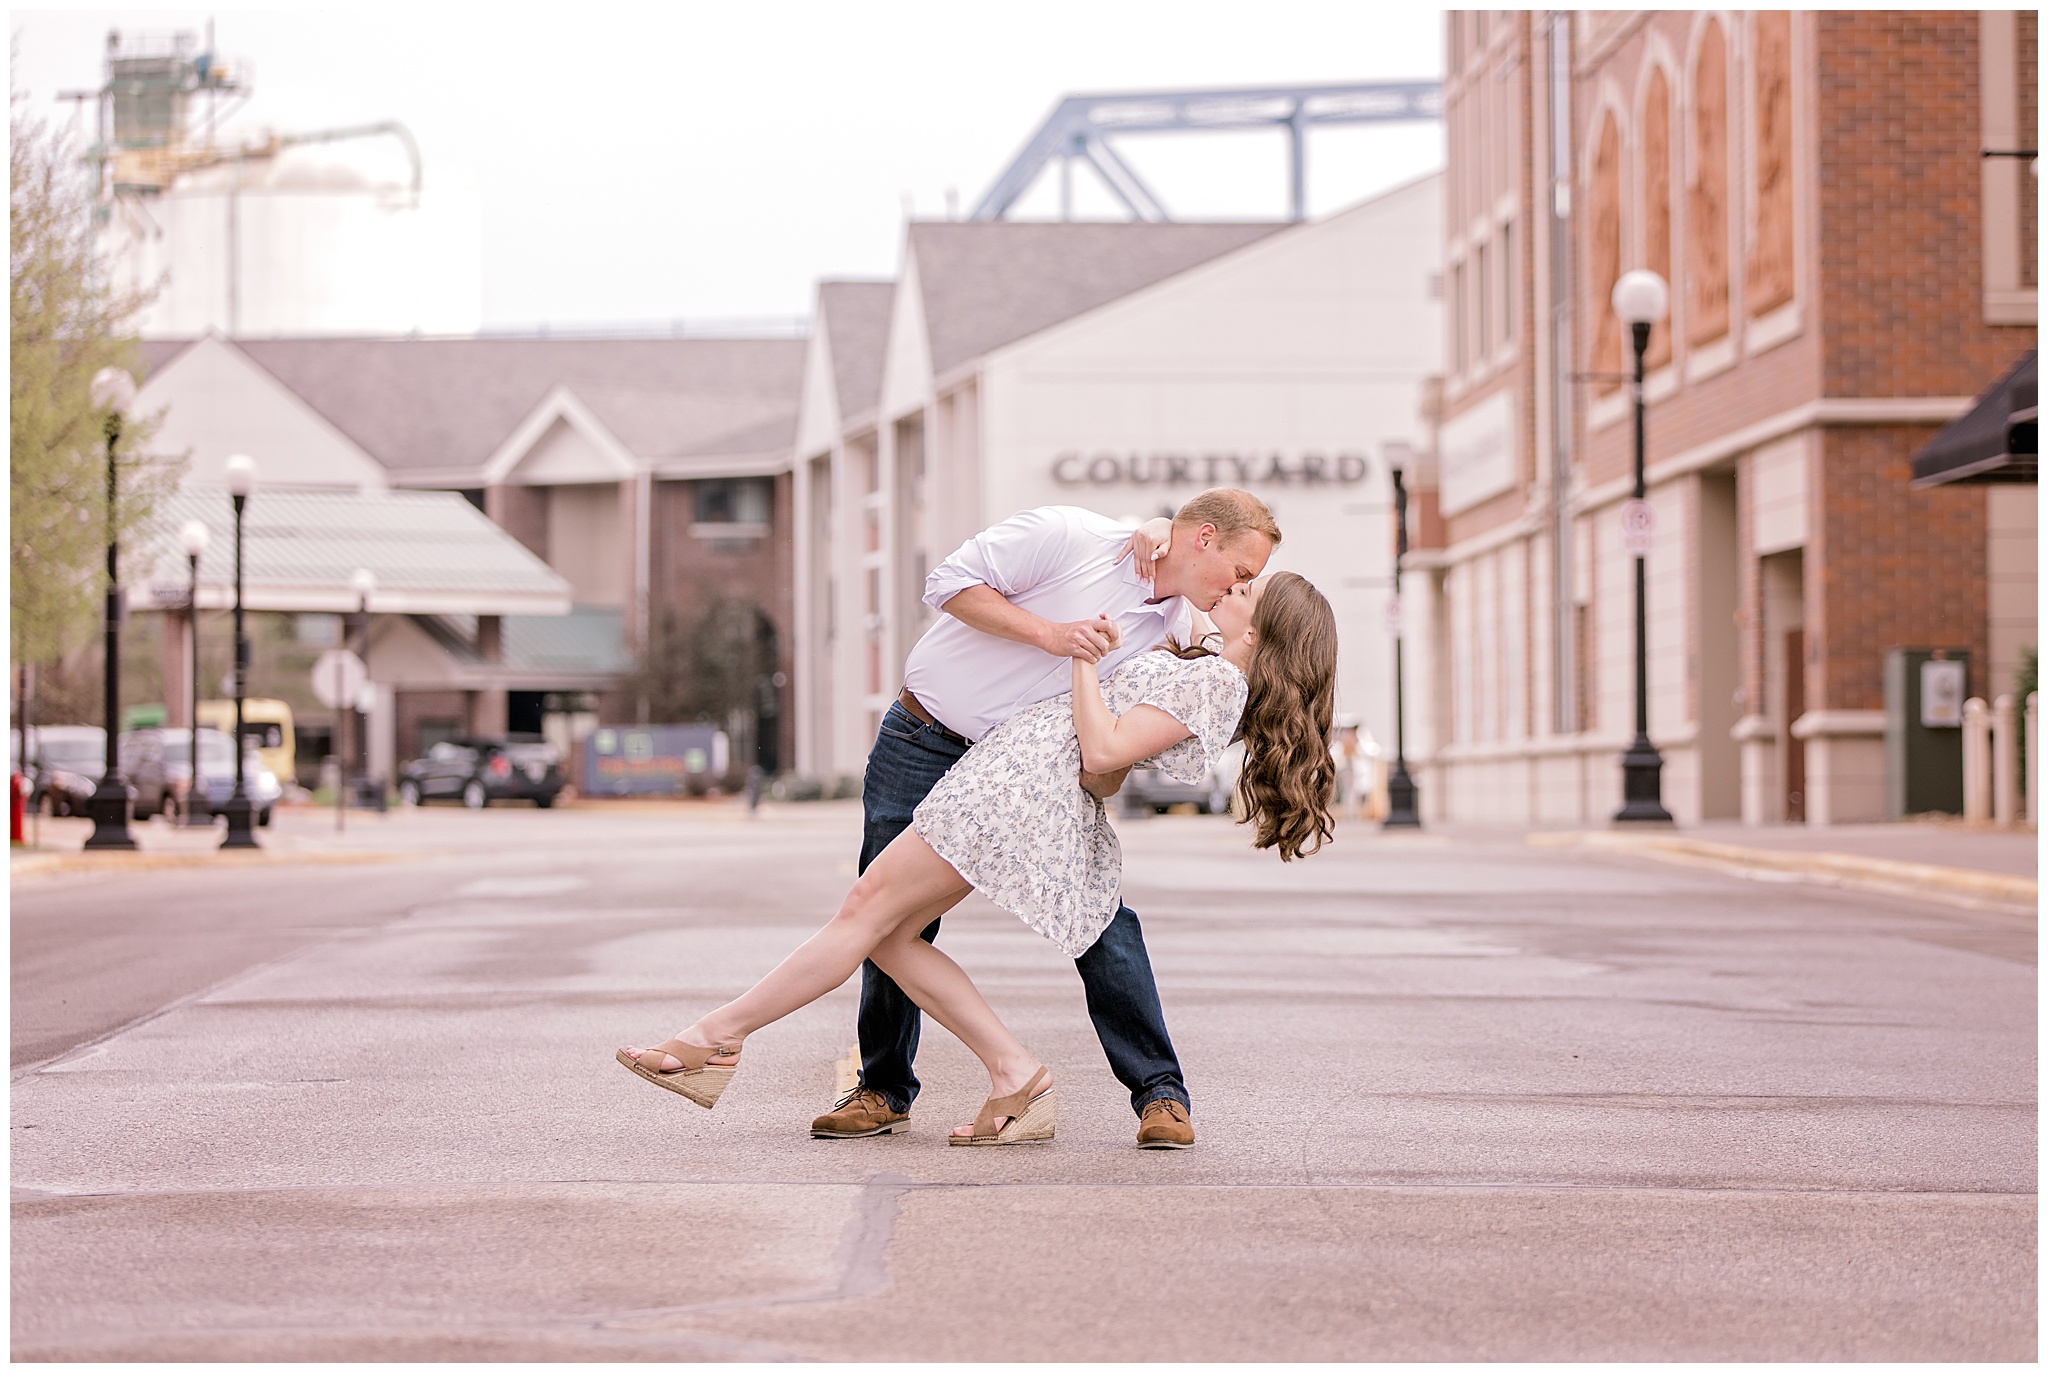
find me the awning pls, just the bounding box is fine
[134,485,574,616]
[1910,350,2037,487]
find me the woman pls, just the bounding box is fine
[618,571,1338,1144]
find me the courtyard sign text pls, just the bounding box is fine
[1051,450,1371,487]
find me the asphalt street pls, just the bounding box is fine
[10,802,2037,1360]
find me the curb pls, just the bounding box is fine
[1528,831,2038,915]
[9,849,422,881]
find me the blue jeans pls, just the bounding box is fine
[855,701,1190,1118]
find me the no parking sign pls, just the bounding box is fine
[1620,499,1655,557]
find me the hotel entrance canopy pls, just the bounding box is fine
[135,485,573,616]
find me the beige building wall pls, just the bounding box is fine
[973,181,1443,748]
[1986,486,2037,701]
[795,184,1443,772]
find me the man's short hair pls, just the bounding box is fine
[1174,487,1282,548]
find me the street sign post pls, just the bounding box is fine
[312,649,369,834]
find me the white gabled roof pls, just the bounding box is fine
[135,485,573,617]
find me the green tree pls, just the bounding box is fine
[629,596,774,727]
[10,90,167,681]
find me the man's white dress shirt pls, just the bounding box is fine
[902,506,1195,743]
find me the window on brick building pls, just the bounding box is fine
[1452,259,1468,374]
[1589,109,1624,387]
[1980,8,2038,323]
[2024,13,2038,290]
[1476,239,1491,363]
[1499,219,1516,348]
[1641,67,1675,369]
[1686,18,1732,347]
[1748,11,1796,319]
[1573,602,1594,733]
[694,478,770,526]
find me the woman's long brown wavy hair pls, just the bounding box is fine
[1233,572,1338,859]
[1160,570,1338,860]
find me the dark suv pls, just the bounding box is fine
[397,738,564,809]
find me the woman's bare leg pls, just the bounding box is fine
[623,829,1050,1130]
[865,916,1048,1135]
[625,828,979,1060]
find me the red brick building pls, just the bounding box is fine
[1412,10,2037,825]
[135,334,806,776]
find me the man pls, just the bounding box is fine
[811,487,1280,1150]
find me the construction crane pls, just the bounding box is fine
[971,82,1443,223]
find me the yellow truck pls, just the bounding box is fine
[196,698,296,791]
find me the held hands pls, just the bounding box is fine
[1079,764,1131,800]
[1046,613,1122,663]
[1116,517,1175,585]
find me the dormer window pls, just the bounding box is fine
[691,477,773,543]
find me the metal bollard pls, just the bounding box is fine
[1993,694,2018,826]
[1962,697,1992,822]
[2028,692,2039,828]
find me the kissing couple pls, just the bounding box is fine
[618,486,1336,1149]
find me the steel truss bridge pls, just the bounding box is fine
[970,81,1443,223]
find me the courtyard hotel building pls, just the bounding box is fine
[790,175,1443,778]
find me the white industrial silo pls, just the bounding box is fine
[90,29,481,338]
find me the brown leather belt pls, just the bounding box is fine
[897,688,970,745]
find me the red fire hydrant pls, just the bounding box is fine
[10,771,26,845]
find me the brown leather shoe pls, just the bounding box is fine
[811,1086,910,1139]
[1136,1099,1194,1149]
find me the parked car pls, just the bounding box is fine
[1118,740,1244,817]
[397,738,564,809]
[11,726,106,817]
[118,726,280,824]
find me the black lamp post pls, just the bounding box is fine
[179,519,210,826]
[1611,269,1674,825]
[219,454,261,849]
[1384,453,1421,828]
[349,567,379,809]
[82,368,138,851]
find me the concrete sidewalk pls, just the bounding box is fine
[9,795,833,880]
[1530,820,2037,916]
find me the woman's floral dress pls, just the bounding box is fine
[913,649,1246,957]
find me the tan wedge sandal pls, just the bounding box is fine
[948,1066,1055,1147]
[614,1039,742,1109]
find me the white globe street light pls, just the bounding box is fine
[179,520,211,826]
[220,456,260,848]
[1610,268,1670,326]
[1383,444,1419,829]
[82,368,140,849]
[348,567,379,808]
[1611,267,1673,824]
[223,453,257,498]
[89,366,137,415]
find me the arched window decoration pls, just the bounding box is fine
[1686,18,1731,347]
[1590,110,1624,386]
[1642,67,1675,368]
[1748,11,1796,316]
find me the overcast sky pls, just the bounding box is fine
[13,5,1445,329]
